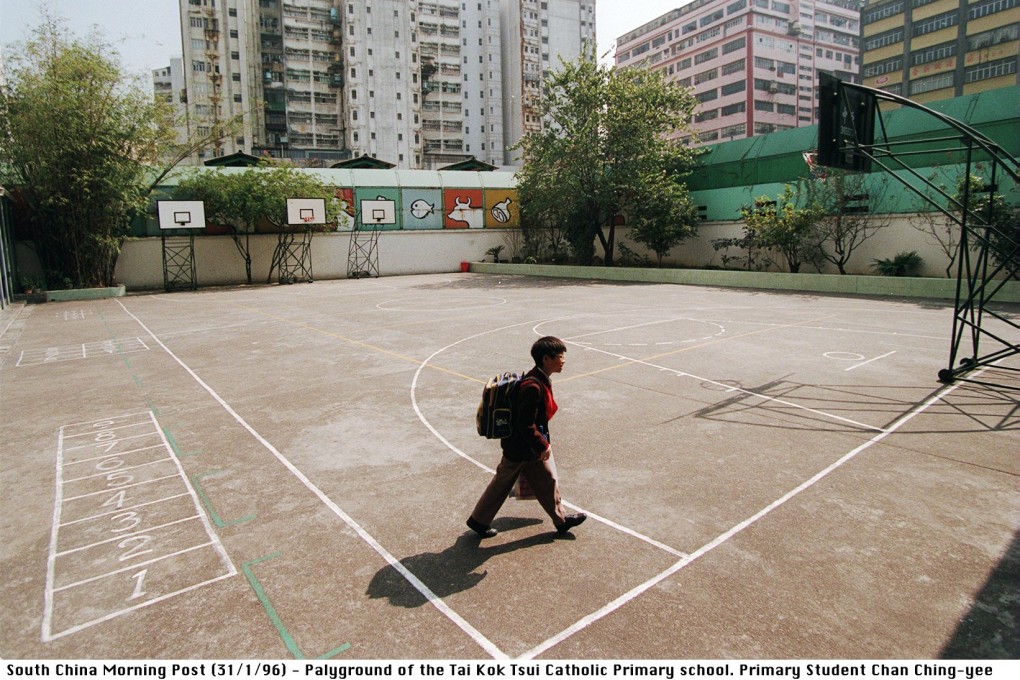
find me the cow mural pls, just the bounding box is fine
[444,189,484,229]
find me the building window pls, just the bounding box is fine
[909,71,954,94]
[968,0,1018,20]
[863,2,904,25]
[864,56,903,77]
[965,56,1018,83]
[912,11,958,38]
[863,28,904,51]
[722,37,745,55]
[911,42,955,67]
[721,80,745,95]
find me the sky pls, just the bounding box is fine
[0,0,689,76]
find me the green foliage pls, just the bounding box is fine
[515,51,700,266]
[0,18,179,287]
[955,174,1019,280]
[174,164,338,284]
[485,245,505,263]
[628,171,700,267]
[739,185,825,273]
[872,251,923,277]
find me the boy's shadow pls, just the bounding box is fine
[366,518,555,608]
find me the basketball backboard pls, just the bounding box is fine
[361,197,397,225]
[286,197,327,226]
[817,73,875,173]
[157,200,206,230]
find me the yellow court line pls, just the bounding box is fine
[559,314,839,383]
[231,303,483,383]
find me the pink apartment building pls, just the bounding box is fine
[615,0,862,145]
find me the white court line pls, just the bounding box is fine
[62,444,165,467]
[50,542,217,593]
[63,425,157,442]
[520,366,988,659]
[61,474,180,502]
[572,343,885,433]
[55,515,201,557]
[61,456,174,483]
[847,351,897,372]
[60,493,191,527]
[114,299,510,660]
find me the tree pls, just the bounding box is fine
[629,171,700,267]
[954,174,1019,280]
[739,185,824,273]
[515,53,700,266]
[802,171,891,274]
[174,164,338,285]
[0,16,241,288]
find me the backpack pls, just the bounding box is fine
[476,371,533,439]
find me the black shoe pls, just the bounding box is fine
[466,517,497,538]
[556,513,587,534]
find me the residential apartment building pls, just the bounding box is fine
[615,0,862,145]
[153,58,189,145]
[178,0,258,162]
[167,0,592,167]
[861,0,1019,103]
[501,0,597,164]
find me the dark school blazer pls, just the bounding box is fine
[501,366,558,462]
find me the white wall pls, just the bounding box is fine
[614,213,965,279]
[114,229,512,290]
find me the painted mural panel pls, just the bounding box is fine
[443,188,484,229]
[483,189,519,228]
[356,187,400,230]
[400,188,444,230]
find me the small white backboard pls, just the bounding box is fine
[157,200,206,230]
[287,197,327,226]
[360,197,397,225]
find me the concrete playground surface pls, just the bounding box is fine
[0,273,1017,660]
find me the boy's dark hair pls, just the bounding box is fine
[531,336,567,365]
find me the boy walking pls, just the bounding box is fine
[466,336,587,538]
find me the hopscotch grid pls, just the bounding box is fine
[17,338,149,367]
[54,514,202,557]
[59,493,192,527]
[61,456,175,483]
[62,444,166,466]
[42,410,236,643]
[61,474,181,502]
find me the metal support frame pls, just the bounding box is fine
[161,233,197,292]
[346,226,380,279]
[822,81,1019,389]
[270,229,314,284]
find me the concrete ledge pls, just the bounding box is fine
[46,285,127,302]
[469,263,1020,303]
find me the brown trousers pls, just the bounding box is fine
[470,454,567,527]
